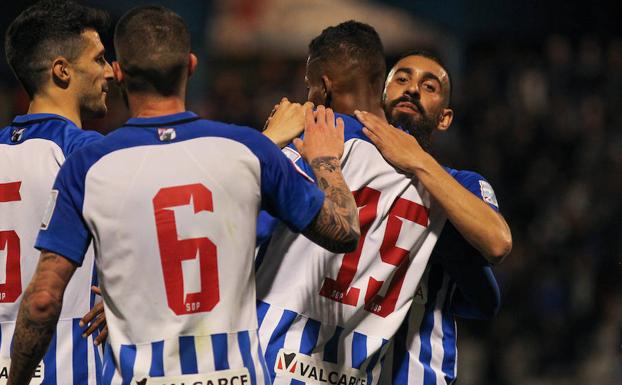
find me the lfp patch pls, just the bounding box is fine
[479,180,499,208]
[157,128,177,141]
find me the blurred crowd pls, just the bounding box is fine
[0,33,619,385]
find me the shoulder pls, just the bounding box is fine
[445,167,500,210]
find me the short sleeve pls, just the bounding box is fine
[257,137,324,233]
[35,155,91,265]
[450,170,500,212]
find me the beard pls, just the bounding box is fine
[79,91,108,120]
[384,98,437,153]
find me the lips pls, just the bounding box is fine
[395,101,420,113]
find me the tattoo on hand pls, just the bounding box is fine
[310,157,340,172]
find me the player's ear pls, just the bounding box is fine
[436,108,453,131]
[321,75,332,97]
[188,53,198,77]
[112,61,124,83]
[51,57,71,89]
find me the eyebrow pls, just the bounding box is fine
[395,67,443,88]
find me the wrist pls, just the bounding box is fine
[309,156,341,172]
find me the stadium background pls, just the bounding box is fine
[1,1,620,384]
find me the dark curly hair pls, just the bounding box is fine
[5,0,109,98]
[308,20,386,94]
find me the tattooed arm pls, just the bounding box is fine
[8,251,76,385]
[293,105,360,253]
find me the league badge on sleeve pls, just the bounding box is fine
[479,180,499,208]
[40,189,59,230]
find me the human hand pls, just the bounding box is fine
[355,110,425,174]
[79,286,108,345]
[263,98,314,148]
[293,105,344,164]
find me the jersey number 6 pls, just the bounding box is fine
[153,183,219,315]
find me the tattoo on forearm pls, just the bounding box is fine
[9,252,72,385]
[305,157,360,252]
[10,288,61,384]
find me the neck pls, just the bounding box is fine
[331,89,386,121]
[127,92,186,118]
[28,93,82,128]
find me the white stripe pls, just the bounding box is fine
[367,339,389,385]
[431,276,450,385]
[361,337,384,371]
[254,331,270,385]
[343,332,354,368]
[257,305,283,360]
[0,322,15,358]
[163,337,182,376]
[86,333,96,385]
[227,332,243,370]
[133,343,151,380]
[407,302,426,385]
[195,335,216,373]
[282,314,306,352]
[55,321,72,385]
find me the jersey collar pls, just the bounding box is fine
[11,113,76,127]
[124,111,200,127]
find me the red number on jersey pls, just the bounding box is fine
[320,186,429,317]
[0,181,22,303]
[153,183,219,315]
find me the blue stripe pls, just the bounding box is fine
[149,341,165,377]
[257,300,270,328]
[266,309,297,380]
[41,332,57,385]
[392,317,410,385]
[238,331,257,385]
[351,332,367,369]
[291,379,305,385]
[419,266,444,385]
[256,331,272,385]
[72,319,89,385]
[179,336,199,374]
[299,318,320,355]
[322,325,343,364]
[93,340,103,385]
[211,333,230,370]
[101,342,115,385]
[441,288,457,384]
[90,263,98,310]
[365,339,388,385]
[119,344,137,385]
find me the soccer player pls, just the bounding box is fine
[0,1,112,384]
[355,51,512,385]
[254,21,449,385]
[7,5,360,385]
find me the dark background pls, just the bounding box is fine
[1,1,620,384]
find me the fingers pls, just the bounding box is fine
[79,302,102,327]
[304,102,315,128]
[362,126,381,145]
[354,110,384,132]
[91,285,101,295]
[292,138,304,154]
[325,107,335,129]
[94,326,108,346]
[81,312,105,339]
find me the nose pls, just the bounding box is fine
[405,82,420,99]
[103,59,114,80]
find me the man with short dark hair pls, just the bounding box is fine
[1,1,112,384]
[8,5,360,385]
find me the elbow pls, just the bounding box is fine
[485,231,513,265]
[25,290,62,323]
[327,228,360,254]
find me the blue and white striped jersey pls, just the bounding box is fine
[255,114,447,385]
[380,170,501,385]
[0,113,103,384]
[36,111,325,385]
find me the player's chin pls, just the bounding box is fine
[82,104,108,120]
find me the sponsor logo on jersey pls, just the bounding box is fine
[40,189,58,230]
[10,128,25,143]
[478,180,498,208]
[282,147,301,163]
[274,349,367,385]
[0,358,44,385]
[157,128,177,141]
[133,368,249,385]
